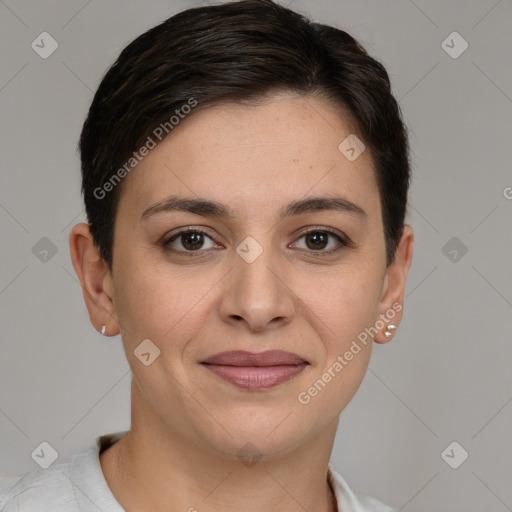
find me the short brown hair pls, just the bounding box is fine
[79,0,411,270]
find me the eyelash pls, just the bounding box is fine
[162,226,353,258]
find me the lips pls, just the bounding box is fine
[201,350,309,390]
[202,350,307,366]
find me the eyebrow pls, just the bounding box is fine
[141,194,367,222]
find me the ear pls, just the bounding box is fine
[374,224,414,344]
[69,222,119,337]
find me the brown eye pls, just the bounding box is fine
[304,231,329,250]
[179,231,205,250]
[164,228,217,254]
[291,228,350,255]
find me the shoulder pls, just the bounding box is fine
[328,463,396,512]
[0,431,128,512]
[0,462,78,512]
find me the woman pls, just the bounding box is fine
[0,0,413,510]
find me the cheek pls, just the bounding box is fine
[296,269,379,413]
[308,263,383,347]
[112,258,213,348]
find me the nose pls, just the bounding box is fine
[219,240,296,332]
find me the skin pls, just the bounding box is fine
[70,92,413,512]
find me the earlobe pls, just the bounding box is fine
[374,224,414,344]
[69,222,119,336]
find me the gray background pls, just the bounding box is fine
[1,0,511,510]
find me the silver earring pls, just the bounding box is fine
[101,324,106,336]
[384,324,397,338]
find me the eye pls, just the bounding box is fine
[163,228,219,254]
[290,227,351,255]
[163,226,352,257]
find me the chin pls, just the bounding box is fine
[196,410,317,462]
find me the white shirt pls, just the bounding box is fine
[0,431,395,511]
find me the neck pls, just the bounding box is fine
[100,382,339,512]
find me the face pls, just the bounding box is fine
[95,93,409,460]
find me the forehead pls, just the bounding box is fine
[117,93,380,223]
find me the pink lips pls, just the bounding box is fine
[201,350,309,390]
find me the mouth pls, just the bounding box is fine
[201,350,310,390]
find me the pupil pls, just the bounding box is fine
[306,232,327,250]
[183,232,203,250]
